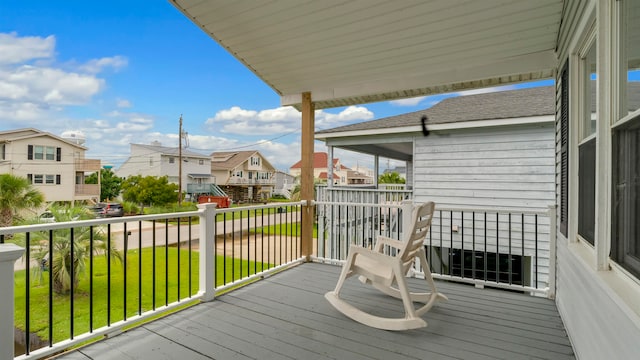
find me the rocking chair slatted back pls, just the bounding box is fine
[399,201,435,274]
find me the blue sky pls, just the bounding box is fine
[0,1,553,172]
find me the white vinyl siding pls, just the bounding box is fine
[413,123,556,211]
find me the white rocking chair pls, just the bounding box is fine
[325,201,447,331]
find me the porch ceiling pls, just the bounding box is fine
[170,0,563,109]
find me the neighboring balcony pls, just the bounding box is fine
[226,177,276,185]
[74,158,101,172]
[74,183,100,197]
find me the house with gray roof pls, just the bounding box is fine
[210,150,276,202]
[316,85,556,211]
[116,142,213,200]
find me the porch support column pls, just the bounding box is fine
[301,92,315,260]
[374,155,379,188]
[327,145,334,188]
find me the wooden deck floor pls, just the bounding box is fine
[54,263,574,360]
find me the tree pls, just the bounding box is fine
[121,175,179,207]
[378,171,406,184]
[0,173,45,227]
[85,168,122,201]
[17,204,122,294]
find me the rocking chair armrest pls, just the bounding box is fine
[374,235,404,252]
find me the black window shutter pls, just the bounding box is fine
[560,61,569,237]
[28,145,33,160]
[56,175,61,185]
[56,147,61,161]
[27,174,32,183]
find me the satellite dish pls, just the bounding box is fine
[61,130,86,145]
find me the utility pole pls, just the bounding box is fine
[178,114,183,206]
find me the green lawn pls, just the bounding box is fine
[14,247,268,343]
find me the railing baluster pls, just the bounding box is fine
[152,220,156,310]
[50,229,55,344]
[123,223,127,320]
[138,221,142,313]
[472,212,476,281]
[25,232,30,355]
[484,213,487,282]
[461,211,464,278]
[535,214,539,289]
[165,219,169,307]
[508,213,512,285]
[521,213,525,287]
[107,224,111,325]
[177,218,181,302]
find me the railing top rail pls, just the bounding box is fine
[435,205,552,217]
[319,187,412,194]
[314,201,551,216]
[216,201,303,214]
[314,200,403,208]
[0,210,201,236]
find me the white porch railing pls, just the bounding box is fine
[312,200,556,297]
[1,202,304,359]
[1,196,556,359]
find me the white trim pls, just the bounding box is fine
[315,115,554,139]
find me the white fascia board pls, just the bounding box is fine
[315,115,554,139]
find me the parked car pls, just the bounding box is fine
[39,211,56,223]
[92,202,124,217]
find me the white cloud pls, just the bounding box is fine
[389,96,427,107]
[0,32,55,65]
[0,33,130,125]
[316,106,374,128]
[0,65,104,105]
[116,98,132,108]
[454,85,518,96]
[207,105,373,135]
[79,56,128,74]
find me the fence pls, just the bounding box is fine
[313,200,555,295]
[0,202,303,360]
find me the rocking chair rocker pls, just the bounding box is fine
[325,201,447,331]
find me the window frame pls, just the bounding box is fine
[576,31,598,246]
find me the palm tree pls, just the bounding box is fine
[0,173,45,227]
[18,205,123,294]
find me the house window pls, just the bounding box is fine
[149,157,154,166]
[0,143,5,160]
[612,114,640,278]
[577,37,597,245]
[30,174,60,185]
[169,157,175,164]
[199,159,204,165]
[622,0,640,118]
[612,2,640,278]
[28,145,59,161]
[34,145,44,160]
[45,146,55,160]
[250,156,260,166]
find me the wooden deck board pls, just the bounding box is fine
[56,262,574,360]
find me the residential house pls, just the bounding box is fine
[383,166,406,180]
[316,86,556,211]
[272,170,297,199]
[210,150,276,202]
[116,142,213,198]
[290,152,373,185]
[0,128,100,204]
